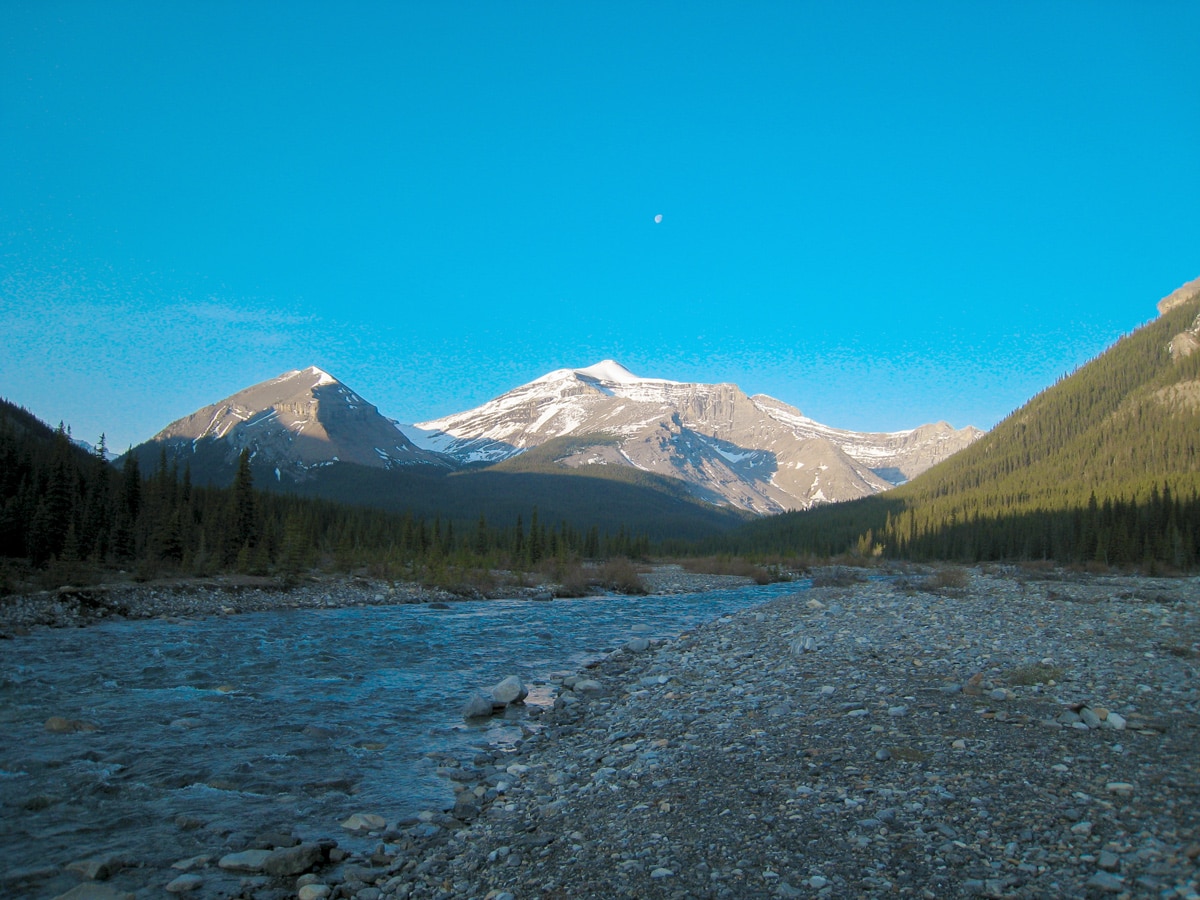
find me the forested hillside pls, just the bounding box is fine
[731,291,1200,568]
[0,400,656,593]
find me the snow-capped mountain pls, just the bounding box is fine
[401,361,983,513]
[147,367,449,481]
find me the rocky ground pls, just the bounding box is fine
[15,567,1200,900]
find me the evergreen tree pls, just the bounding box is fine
[226,449,258,563]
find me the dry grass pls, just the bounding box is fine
[1004,662,1064,686]
[810,567,868,588]
[924,566,970,592]
[680,556,791,585]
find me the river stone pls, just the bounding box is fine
[574,678,603,694]
[462,693,495,719]
[51,886,136,900]
[1086,871,1125,892]
[66,854,125,880]
[341,812,386,833]
[217,848,271,872]
[171,855,209,871]
[164,873,203,893]
[452,793,480,820]
[625,637,651,652]
[491,676,528,705]
[297,885,331,900]
[263,842,324,876]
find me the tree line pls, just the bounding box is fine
[0,402,651,591]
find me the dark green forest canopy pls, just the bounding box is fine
[728,294,1200,567]
[0,402,659,589]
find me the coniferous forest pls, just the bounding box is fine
[0,399,652,594]
[727,294,1200,569]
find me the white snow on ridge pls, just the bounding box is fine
[576,359,659,384]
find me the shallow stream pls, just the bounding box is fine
[0,581,803,896]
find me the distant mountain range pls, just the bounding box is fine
[128,361,980,517]
[402,360,981,513]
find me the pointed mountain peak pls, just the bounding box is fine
[144,366,450,479]
[274,366,339,388]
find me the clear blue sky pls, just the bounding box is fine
[3,2,1197,452]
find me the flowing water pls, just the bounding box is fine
[0,581,803,895]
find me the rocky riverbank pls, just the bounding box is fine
[0,566,753,634]
[22,567,1200,899]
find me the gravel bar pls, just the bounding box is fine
[356,569,1199,900]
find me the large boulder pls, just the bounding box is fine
[491,675,528,705]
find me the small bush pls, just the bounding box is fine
[924,566,970,592]
[599,557,647,595]
[810,567,867,588]
[556,565,594,598]
[421,565,497,597]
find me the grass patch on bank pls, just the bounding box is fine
[680,555,796,585]
[1004,662,1064,686]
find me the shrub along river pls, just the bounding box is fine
[0,581,805,896]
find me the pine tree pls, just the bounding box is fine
[226,449,258,563]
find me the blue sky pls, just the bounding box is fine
[3,3,1197,452]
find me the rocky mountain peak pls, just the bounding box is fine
[147,367,448,481]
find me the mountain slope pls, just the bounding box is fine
[402,361,981,513]
[733,277,1200,564]
[130,367,450,485]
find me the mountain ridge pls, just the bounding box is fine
[403,360,981,513]
[126,359,980,518]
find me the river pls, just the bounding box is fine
[0,580,805,897]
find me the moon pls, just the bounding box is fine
[654,214,663,224]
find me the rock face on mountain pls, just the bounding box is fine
[149,367,448,480]
[403,361,982,513]
[1157,275,1200,316]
